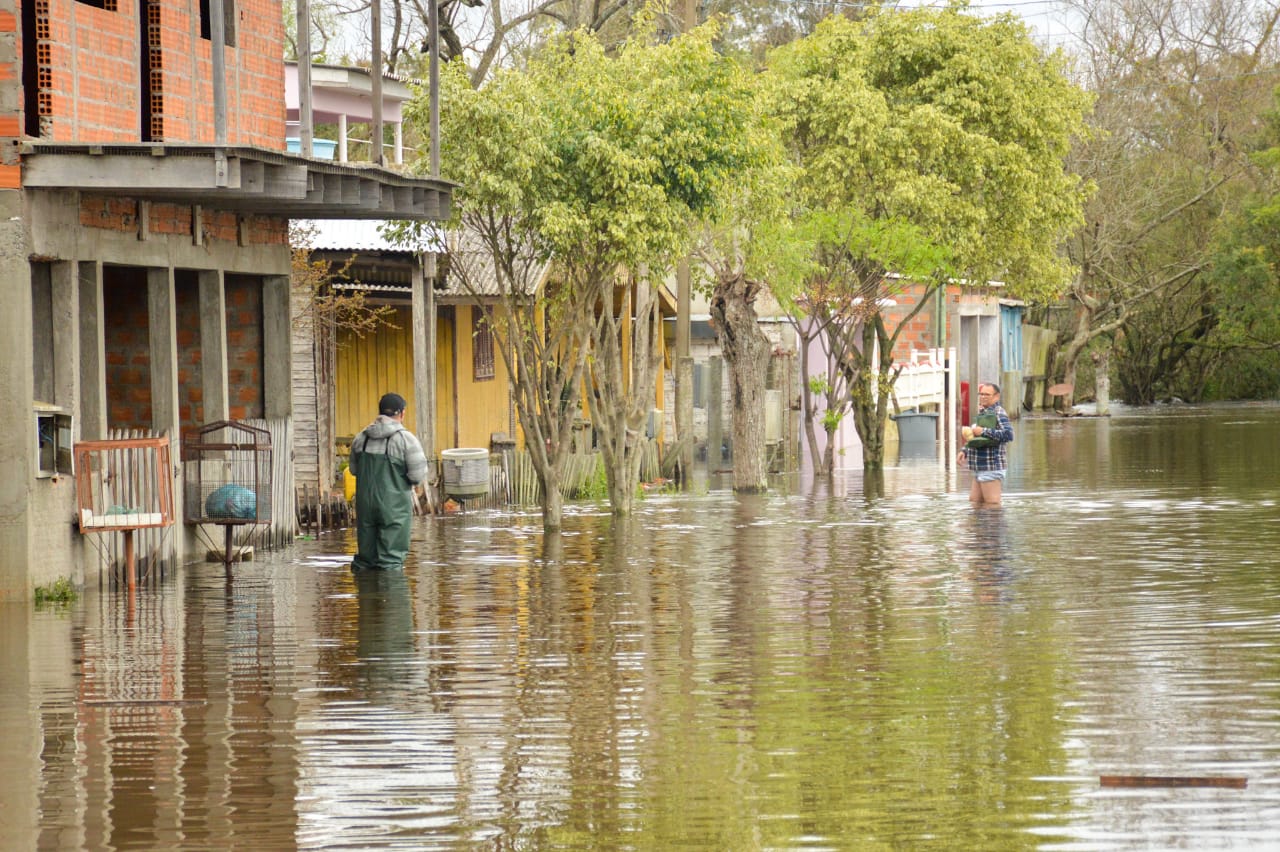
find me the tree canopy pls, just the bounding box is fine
[762,8,1091,469]
[770,9,1090,302]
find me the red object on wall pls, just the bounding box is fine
[959,381,970,425]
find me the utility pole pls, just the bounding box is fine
[674,0,697,482]
[296,0,313,157]
[428,0,440,176]
[371,0,384,165]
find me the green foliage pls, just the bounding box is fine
[406,23,781,518]
[34,577,77,607]
[574,455,610,501]
[767,8,1089,468]
[768,9,1090,302]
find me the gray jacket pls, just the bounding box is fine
[350,416,428,487]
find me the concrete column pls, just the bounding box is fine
[198,269,229,423]
[707,356,723,469]
[411,258,435,462]
[148,267,183,564]
[148,268,181,435]
[78,261,107,440]
[261,275,292,421]
[0,198,34,599]
[51,262,79,413]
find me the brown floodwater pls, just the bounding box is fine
[4,402,1280,850]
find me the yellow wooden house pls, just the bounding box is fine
[293,221,677,500]
[292,219,518,497]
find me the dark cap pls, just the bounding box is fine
[378,392,407,415]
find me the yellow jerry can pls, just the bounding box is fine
[343,467,357,501]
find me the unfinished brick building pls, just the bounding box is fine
[0,0,451,598]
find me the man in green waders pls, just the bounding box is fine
[350,393,428,570]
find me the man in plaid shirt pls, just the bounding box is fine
[957,382,1014,505]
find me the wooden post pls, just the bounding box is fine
[708,356,723,469]
[124,530,136,591]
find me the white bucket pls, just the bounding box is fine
[440,448,490,498]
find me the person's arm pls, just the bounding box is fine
[990,409,1014,443]
[400,432,429,486]
[972,409,1014,443]
[349,433,365,478]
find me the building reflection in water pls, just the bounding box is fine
[22,567,304,849]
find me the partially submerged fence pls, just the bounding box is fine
[413,438,663,511]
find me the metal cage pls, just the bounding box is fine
[182,421,273,526]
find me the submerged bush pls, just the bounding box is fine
[34,577,77,607]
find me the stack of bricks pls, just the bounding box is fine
[0,3,19,189]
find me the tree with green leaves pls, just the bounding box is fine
[768,9,1090,469]
[1195,92,1280,399]
[401,58,588,530]
[678,45,793,495]
[777,213,950,476]
[404,21,775,523]
[538,23,771,514]
[1053,0,1278,406]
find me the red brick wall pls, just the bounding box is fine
[101,270,266,429]
[0,6,20,189]
[22,0,285,146]
[175,273,203,426]
[225,274,264,421]
[882,284,937,362]
[79,194,288,247]
[103,268,153,430]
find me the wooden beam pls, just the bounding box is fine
[1100,775,1247,789]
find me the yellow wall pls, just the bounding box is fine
[449,304,513,450]
[435,309,457,453]
[335,306,418,438]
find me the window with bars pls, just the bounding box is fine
[472,306,495,381]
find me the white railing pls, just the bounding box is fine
[891,349,949,412]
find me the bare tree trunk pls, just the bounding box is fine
[1055,301,1097,411]
[847,315,904,470]
[794,320,832,476]
[588,274,663,517]
[1094,347,1111,416]
[711,274,770,493]
[540,478,564,529]
[496,288,594,533]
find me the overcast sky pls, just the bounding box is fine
[897,0,1083,52]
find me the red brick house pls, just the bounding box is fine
[0,0,451,599]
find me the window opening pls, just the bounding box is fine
[199,0,237,46]
[472,306,495,381]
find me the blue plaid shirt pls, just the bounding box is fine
[963,404,1014,472]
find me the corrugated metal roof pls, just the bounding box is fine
[298,219,444,253]
[299,222,548,298]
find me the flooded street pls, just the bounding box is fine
[5,403,1280,850]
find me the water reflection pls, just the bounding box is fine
[966,507,1015,602]
[352,568,415,690]
[7,404,1280,849]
